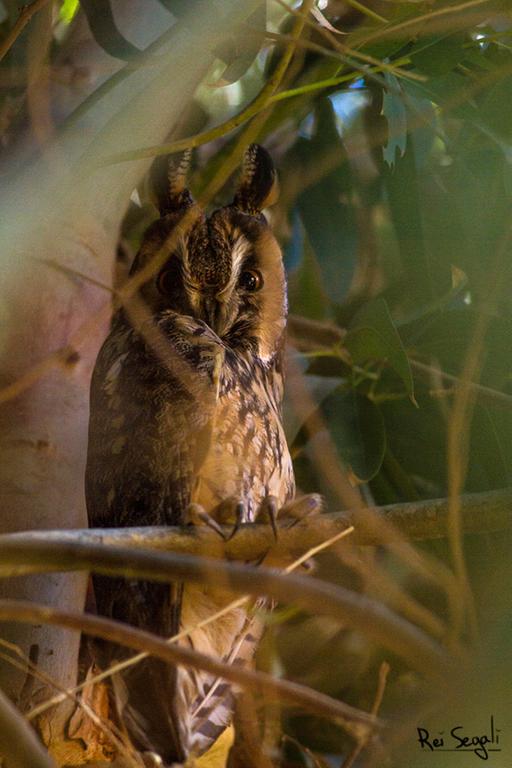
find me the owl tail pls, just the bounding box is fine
[112,657,186,765]
[90,576,187,765]
[175,589,267,758]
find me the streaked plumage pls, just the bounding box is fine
[85,145,294,765]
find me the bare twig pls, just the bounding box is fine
[274,0,424,82]
[359,0,493,46]
[341,661,390,768]
[0,600,380,742]
[411,360,512,413]
[0,0,52,64]
[0,539,454,680]
[0,686,56,768]
[0,641,135,764]
[446,225,512,642]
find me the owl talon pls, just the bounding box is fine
[257,495,279,540]
[280,493,323,528]
[226,501,246,541]
[186,503,226,540]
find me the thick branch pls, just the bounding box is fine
[0,539,453,682]
[2,488,509,561]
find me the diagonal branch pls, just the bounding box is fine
[0,0,51,63]
[0,599,379,743]
[0,686,56,768]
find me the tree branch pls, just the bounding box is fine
[100,0,315,166]
[0,686,56,768]
[0,599,379,743]
[1,488,507,562]
[0,0,51,64]
[0,538,453,681]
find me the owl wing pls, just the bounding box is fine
[85,312,224,763]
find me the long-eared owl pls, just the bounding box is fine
[85,145,296,765]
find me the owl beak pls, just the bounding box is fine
[202,296,227,335]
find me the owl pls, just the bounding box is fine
[85,144,317,765]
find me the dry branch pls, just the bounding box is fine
[0,0,51,63]
[0,537,455,682]
[0,600,379,743]
[1,488,508,561]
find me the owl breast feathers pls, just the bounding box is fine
[85,144,294,764]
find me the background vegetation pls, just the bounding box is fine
[0,0,511,766]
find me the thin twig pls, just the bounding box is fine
[341,662,390,768]
[0,599,380,742]
[411,360,512,412]
[287,314,512,413]
[446,224,512,643]
[0,0,51,63]
[0,641,140,765]
[359,0,492,46]
[275,0,424,82]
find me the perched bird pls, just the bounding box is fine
[85,144,318,765]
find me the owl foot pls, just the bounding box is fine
[257,495,279,540]
[214,497,246,541]
[254,493,323,539]
[186,502,226,540]
[280,493,323,526]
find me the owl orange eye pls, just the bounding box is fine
[157,263,179,294]
[239,269,263,292]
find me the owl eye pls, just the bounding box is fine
[157,262,180,294]
[239,269,263,292]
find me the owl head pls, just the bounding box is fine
[130,145,286,362]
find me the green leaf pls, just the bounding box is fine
[295,99,357,304]
[409,34,466,77]
[60,0,79,24]
[321,389,386,482]
[382,72,407,168]
[284,373,344,445]
[346,298,415,399]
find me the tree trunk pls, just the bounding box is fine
[0,0,260,758]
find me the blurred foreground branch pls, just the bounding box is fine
[0,537,452,680]
[0,600,379,743]
[0,686,56,768]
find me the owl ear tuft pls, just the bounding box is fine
[232,144,279,215]
[150,149,194,215]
